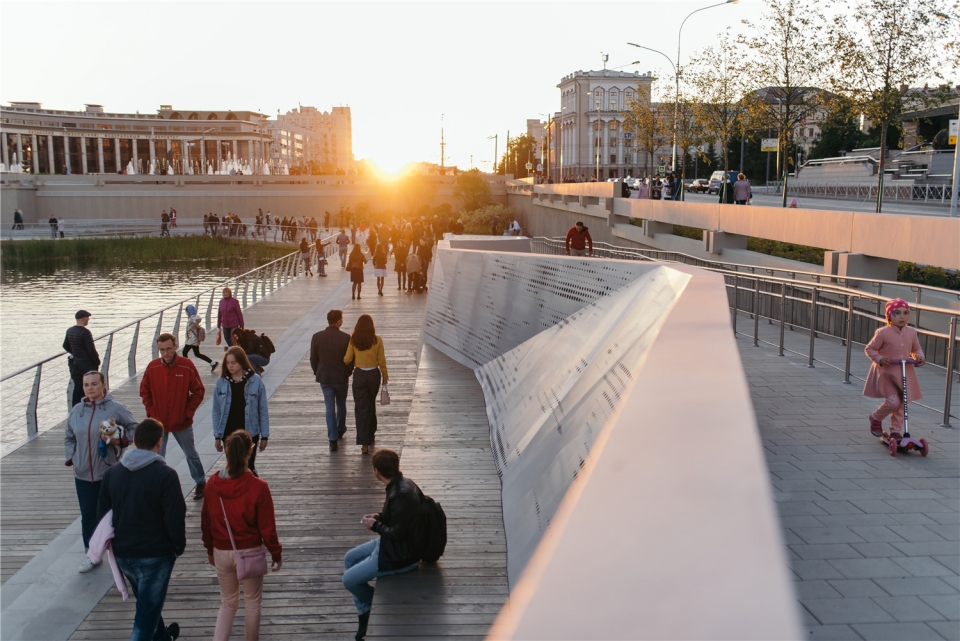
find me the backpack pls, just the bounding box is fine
[198,326,206,343]
[259,333,276,356]
[420,494,447,563]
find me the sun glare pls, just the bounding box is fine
[364,157,415,180]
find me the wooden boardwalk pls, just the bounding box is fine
[367,344,508,640]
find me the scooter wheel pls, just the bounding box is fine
[919,438,929,457]
[888,439,898,456]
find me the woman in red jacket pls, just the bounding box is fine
[217,288,244,350]
[201,430,282,641]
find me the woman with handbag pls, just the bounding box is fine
[217,288,244,350]
[343,314,388,454]
[201,430,282,641]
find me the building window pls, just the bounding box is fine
[96,124,112,130]
[608,120,618,131]
[610,91,619,110]
[610,154,617,164]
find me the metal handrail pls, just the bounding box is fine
[1,233,337,451]
[533,237,960,302]
[532,237,959,426]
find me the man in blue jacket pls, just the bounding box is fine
[99,419,186,641]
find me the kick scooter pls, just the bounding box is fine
[880,358,929,457]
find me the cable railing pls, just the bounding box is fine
[0,235,337,455]
[532,237,959,426]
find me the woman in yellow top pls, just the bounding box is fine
[344,314,388,454]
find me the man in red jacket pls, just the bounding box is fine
[565,221,593,257]
[140,333,207,499]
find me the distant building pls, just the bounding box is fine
[0,102,271,174]
[556,69,655,181]
[268,106,353,172]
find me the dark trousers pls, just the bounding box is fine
[221,327,237,348]
[181,344,212,364]
[70,362,96,406]
[352,369,381,445]
[117,554,177,641]
[75,478,101,550]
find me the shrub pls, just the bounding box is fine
[461,204,516,235]
[746,238,825,265]
[898,262,959,290]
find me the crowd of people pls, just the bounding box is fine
[62,283,427,639]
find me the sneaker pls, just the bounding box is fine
[193,483,205,501]
[210,361,219,372]
[329,440,339,451]
[166,622,181,640]
[869,417,883,437]
[78,557,100,573]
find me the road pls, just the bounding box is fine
[678,189,952,216]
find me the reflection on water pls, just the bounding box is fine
[1,259,262,376]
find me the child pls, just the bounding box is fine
[863,298,926,437]
[373,243,388,296]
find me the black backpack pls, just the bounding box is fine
[420,494,447,563]
[259,333,276,356]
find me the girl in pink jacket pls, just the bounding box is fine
[863,299,926,437]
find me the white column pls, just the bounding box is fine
[48,135,55,173]
[63,135,72,174]
[97,138,104,173]
[149,138,156,169]
[15,133,23,167]
[601,121,608,178]
[80,137,88,174]
[132,137,138,173]
[114,138,121,173]
[1,132,8,167]
[31,134,39,173]
[232,139,238,160]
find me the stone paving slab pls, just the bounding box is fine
[738,316,959,641]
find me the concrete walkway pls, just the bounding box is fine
[739,319,959,641]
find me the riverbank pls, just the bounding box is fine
[0,236,291,267]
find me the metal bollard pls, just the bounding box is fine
[808,288,818,368]
[943,316,957,428]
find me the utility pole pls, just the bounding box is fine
[440,114,445,174]
[488,134,498,174]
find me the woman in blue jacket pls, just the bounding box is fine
[211,346,270,476]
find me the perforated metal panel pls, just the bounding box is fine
[423,248,690,587]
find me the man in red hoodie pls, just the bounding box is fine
[565,221,593,257]
[140,333,207,499]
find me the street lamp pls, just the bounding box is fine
[629,0,738,197]
[487,134,498,174]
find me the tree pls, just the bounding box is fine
[740,0,826,206]
[671,90,707,194]
[826,0,954,211]
[623,84,670,179]
[686,30,753,175]
[497,133,538,178]
[809,95,868,159]
[453,168,492,212]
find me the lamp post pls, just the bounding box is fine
[628,0,738,195]
[487,134,498,174]
[936,11,959,216]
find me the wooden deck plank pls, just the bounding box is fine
[67,273,434,640]
[366,344,508,640]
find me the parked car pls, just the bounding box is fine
[686,178,709,193]
[707,179,723,194]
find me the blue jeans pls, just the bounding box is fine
[159,427,206,485]
[342,539,418,614]
[248,353,270,371]
[116,554,176,641]
[75,478,101,551]
[321,382,348,441]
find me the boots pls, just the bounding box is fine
[869,416,883,437]
[356,611,370,640]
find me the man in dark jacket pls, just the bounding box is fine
[99,419,185,641]
[63,310,101,406]
[310,309,353,450]
[344,449,423,640]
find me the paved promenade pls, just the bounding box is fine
[740,313,959,641]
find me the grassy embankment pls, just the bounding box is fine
[1,236,291,267]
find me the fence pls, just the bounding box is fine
[0,218,330,241]
[769,182,956,204]
[0,236,337,455]
[532,237,959,426]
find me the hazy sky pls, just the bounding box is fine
[2,0,765,173]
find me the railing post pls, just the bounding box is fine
[128,321,140,378]
[172,302,183,342]
[242,277,250,308]
[843,295,855,384]
[251,270,259,304]
[152,311,164,360]
[943,316,957,428]
[808,288,818,368]
[262,266,269,297]
[732,275,739,336]
[26,364,42,438]
[753,279,760,347]
[914,288,922,331]
[100,333,114,389]
[779,283,786,357]
[206,289,215,330]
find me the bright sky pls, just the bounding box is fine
[2,0,766,174]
